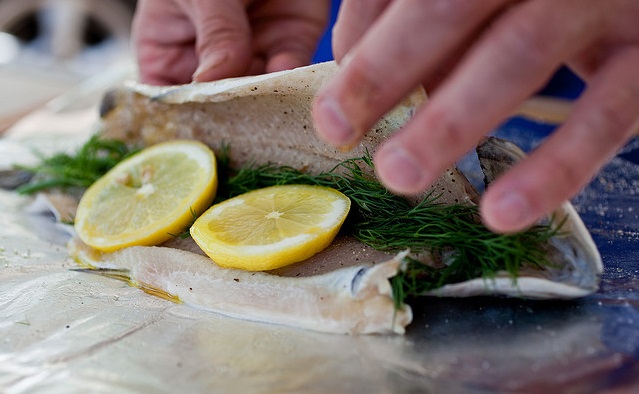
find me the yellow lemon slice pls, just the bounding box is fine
[190,184,351,271]
[75,140,217,252]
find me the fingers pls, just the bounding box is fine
[373,0,604,195]
[133,0,252,84]
[313,0,509,148]
[481,46,639,233]
[250,0,331,74]
[331,0,391,62]
[134,0,329,85]
[194,0,329,80]
[189,0,253,81]
[133,0,199,85]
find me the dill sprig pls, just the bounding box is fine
[220,162,325,199]
[16,135,139,194]
[217,154,562,306]
[168,207,199,239]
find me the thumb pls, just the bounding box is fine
[189,0,252,82]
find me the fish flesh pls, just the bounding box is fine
[74,61,603,334]
[68,237,412,335]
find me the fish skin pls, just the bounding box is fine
[422,137,602,299]
[0,169,33,190]
[476,136,526,188]
[99,62,478,207]
[451,136,603,296]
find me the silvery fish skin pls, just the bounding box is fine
[0,169,33,190]
[425,137,603,299]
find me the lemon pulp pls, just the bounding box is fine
[190,184,351,271]
[75,140,217,252]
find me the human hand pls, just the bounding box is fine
[312,0,639,233]
[133,0,330,85]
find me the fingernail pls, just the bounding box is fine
[490,192,534,230]
[193,51,229,81]
[314,96,355,147]
[376,146,427,193]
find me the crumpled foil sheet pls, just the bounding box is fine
[1,108,638,392]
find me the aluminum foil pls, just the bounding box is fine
[1,107,638,393]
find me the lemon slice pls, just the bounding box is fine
[190,184,351,271]
[75,140,217,252]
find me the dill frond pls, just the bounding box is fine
[16,135,139,195]
[168,207,199,239]
[219,154,562,306]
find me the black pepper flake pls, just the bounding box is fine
[233,278,240,282]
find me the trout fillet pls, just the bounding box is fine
[81,62,604,334]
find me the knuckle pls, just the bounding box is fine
[340,58,389,125]
[197,16,245,47]
[425,107,467,150]
[346,58,384,99]
[431,106,466,146]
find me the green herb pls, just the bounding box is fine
[168,207,199,239]
[16,135,139,195]
[19,138,562,306]
[217,154,562,307]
